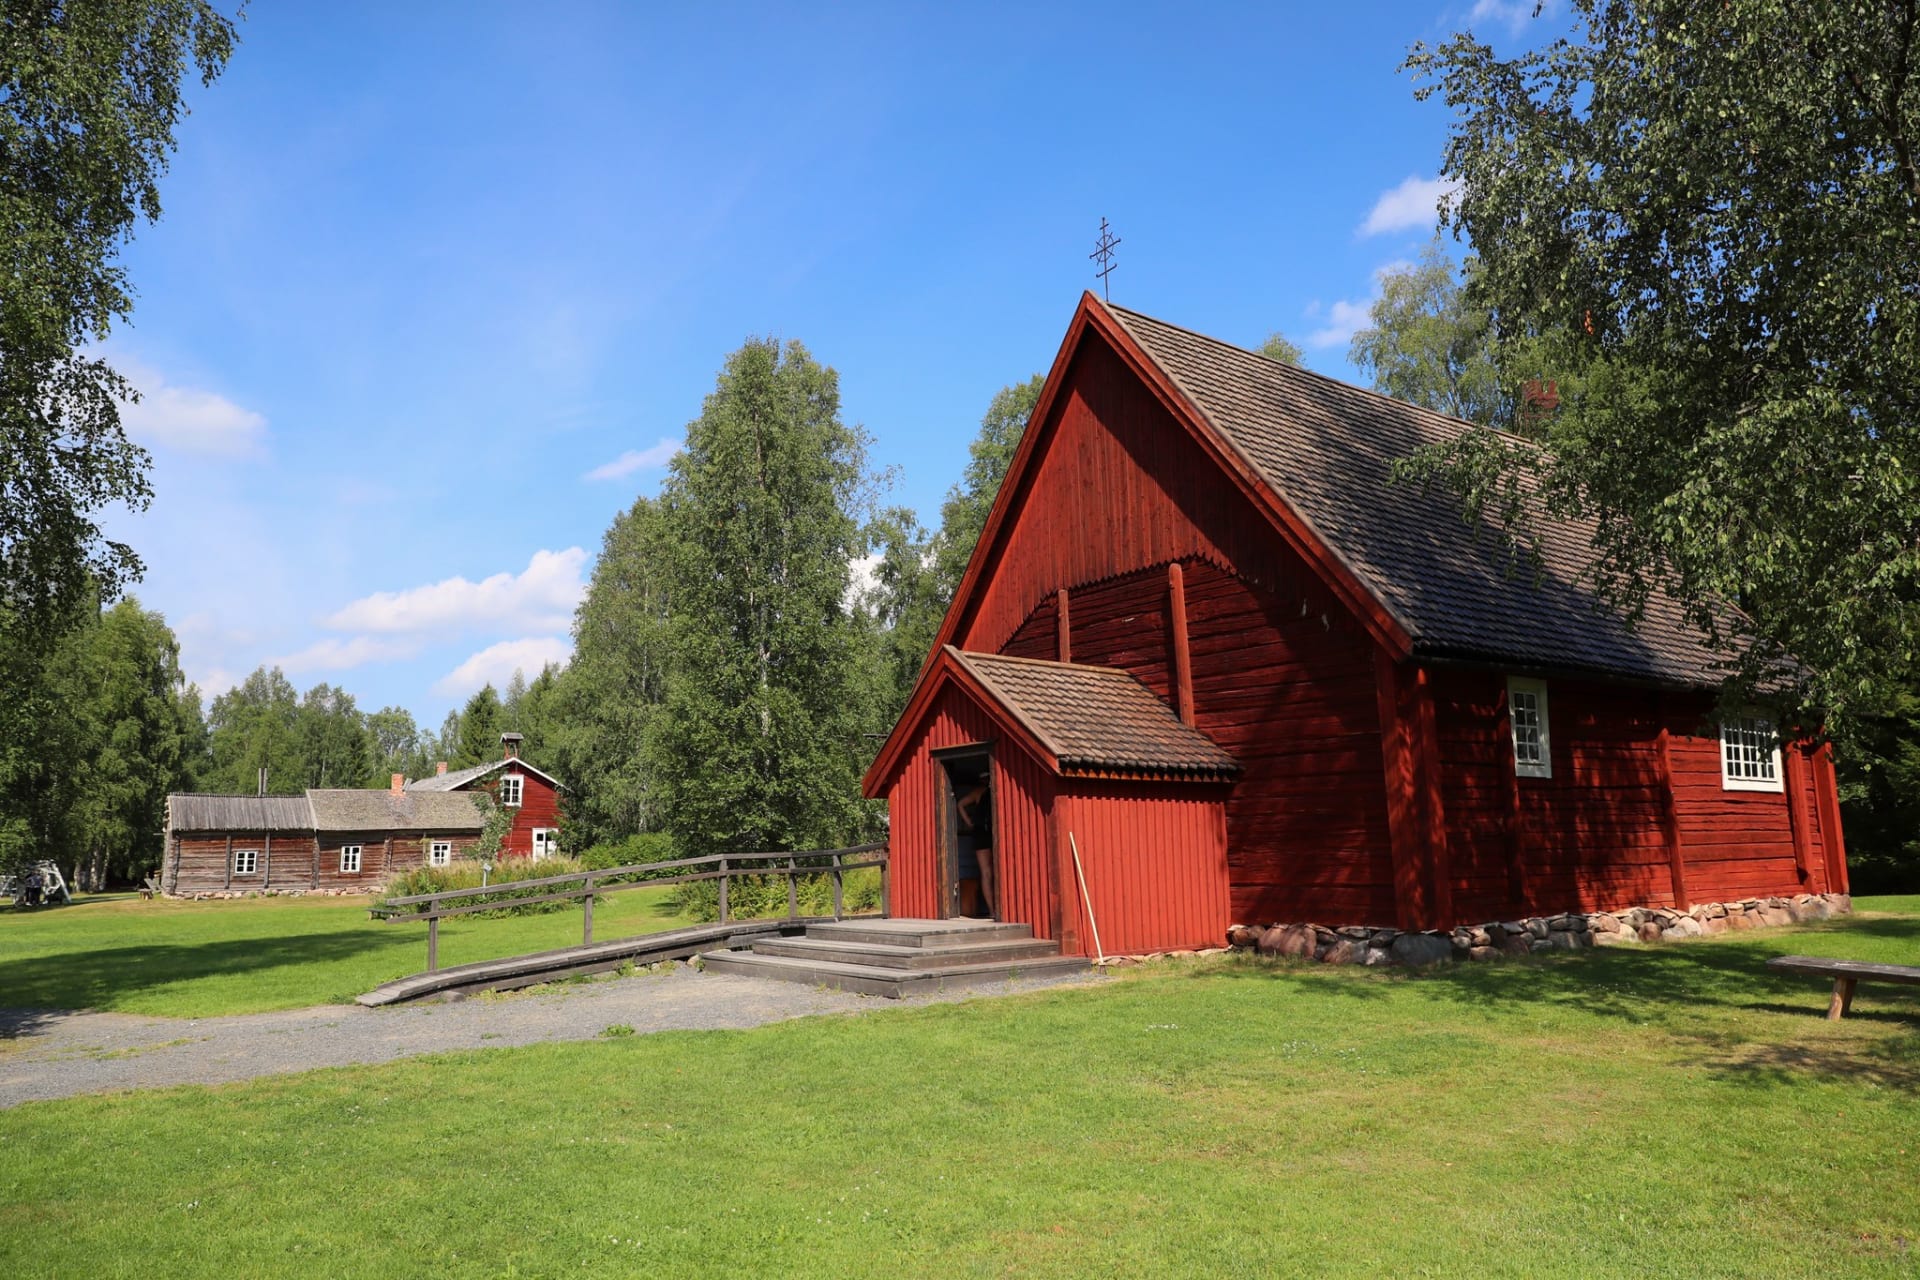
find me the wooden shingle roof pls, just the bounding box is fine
[164,790,489,835]
[949,648,1239,780]
[306,790,487,832]
[1106,303,1729,688]
[165,794,314,833]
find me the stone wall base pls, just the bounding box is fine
[1225,892,1853,967]
[166,887,380,900]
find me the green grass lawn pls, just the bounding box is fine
[0,888,697,1016]
[0,898,1915,1278]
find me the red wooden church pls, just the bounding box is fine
[863,294,1849,958]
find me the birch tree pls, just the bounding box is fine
[645,339,881,855]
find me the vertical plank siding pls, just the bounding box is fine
[956,334,1295,658]
[1057,781,1231,955]
[993,746,1059,942]
[884,684,1056,931]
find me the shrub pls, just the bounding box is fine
[576,832,680,872]
[378,857,587,918]
[672,863,882,923]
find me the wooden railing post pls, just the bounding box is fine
[718,856,729,924]
[787,856,799,919]
[880,857,890,918]
[427,916,439,973]
[582,873,595,946]
[831,852,844,920]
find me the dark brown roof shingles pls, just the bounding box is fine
[1107,304,1726,688]
[952,648,1238,779]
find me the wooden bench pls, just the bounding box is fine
[1767,955,1920,1020]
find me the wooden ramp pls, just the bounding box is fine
[698,918,1089,998]
[356,916,868,1006]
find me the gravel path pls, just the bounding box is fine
[0,965,1096,1108]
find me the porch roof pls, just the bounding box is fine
[948,648,1239,781]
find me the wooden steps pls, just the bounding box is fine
[699,918,1087,997]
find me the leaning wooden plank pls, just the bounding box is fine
[355,916,872,1006]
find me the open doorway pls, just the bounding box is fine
[935,747,995,919]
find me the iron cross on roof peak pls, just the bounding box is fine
[1090,217,1120,302]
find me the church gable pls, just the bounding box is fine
[950,323,1364,658]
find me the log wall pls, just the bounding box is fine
[167,829,479,895]
[1427,669,1826,922]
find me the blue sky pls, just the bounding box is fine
[104,0,1558,728]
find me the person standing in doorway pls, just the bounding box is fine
[956,780,995,917]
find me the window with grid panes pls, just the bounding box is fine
[1720,716,1783,792]
[1506,677,1551,779]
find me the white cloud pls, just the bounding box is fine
[584,436,679,482]
[188,666,239,700]
[1469,0,1559,36]
[434,637,573,697]
[324,548,589,635]
[1307,299,1375,350]
[1359,175,1460,238]
[1306,260,1419,350]
[115,356,268,457]
[271,635,423,674]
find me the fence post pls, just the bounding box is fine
[582,873,595,946]
[832,852,844,920]
[880,857,890,918]
[427,916,439,973]
[718,856,729,924]
[788,856,799,920]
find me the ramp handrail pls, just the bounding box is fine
[368,843,888,973]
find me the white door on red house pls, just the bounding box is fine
[532,828,557,860]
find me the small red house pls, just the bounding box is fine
[406,733,566,860]
[864,295,1848,957]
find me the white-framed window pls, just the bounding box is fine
[1720,715,1784,792]
[429,840,452,867]
[531,828,558,860]
[1506,677,1552,779]
[340,844,362,874]
[499,774,524,807]
[233,848,258,875]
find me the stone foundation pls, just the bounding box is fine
[1226,892,1852,967]
[168,886,380,900]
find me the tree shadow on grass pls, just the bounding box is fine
[1688,1033,1920,1092]
[0,930,398,1026]
[1196,917,1920,1028]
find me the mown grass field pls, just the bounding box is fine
[0,897,1915,1277]
[0,888,695,1016]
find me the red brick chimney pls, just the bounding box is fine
[435,761,448,776]
[390,772,405,796]
[501,732,524,761]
